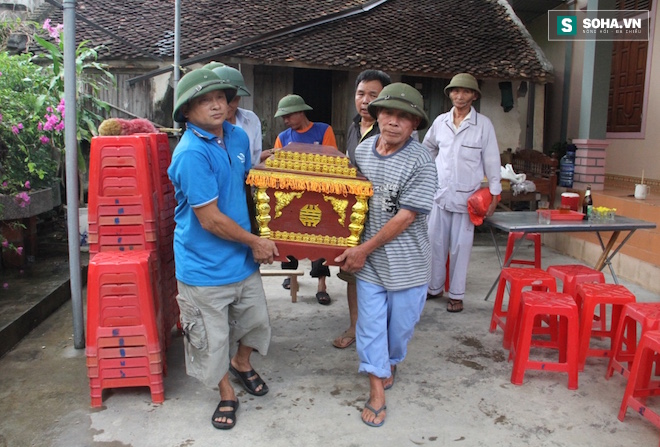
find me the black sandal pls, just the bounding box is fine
[316,291,331,305]
[229,364,269,396]
[447,298,464,313]
[212,399,239,430]
[282,278,291,290]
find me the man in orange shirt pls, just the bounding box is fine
[273,94,337,148]
[272,94,337,305]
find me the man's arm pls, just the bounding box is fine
[334,208,417,273]
[193,201,279,264]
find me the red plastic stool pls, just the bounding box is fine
[618,330,660,433]
[504,232,542,268]
[575,283,636,371]
[509,291,579,389]
[606,302,660,380]
[489,267,557,350]
[547,264,607,330]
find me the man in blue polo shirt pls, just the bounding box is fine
[168,68,278,430]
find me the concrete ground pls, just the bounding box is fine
[1,234,659,447]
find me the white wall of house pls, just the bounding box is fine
[480,80,526,152]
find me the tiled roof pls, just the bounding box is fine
[43,0,553,83]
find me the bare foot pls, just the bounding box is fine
[382,365,396,390]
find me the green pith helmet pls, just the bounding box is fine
[274,94,313,117]
[444,73,481,97]
[172,68,237,123]
[203,61,225,71]
[367,82,429,130]
[211,65,251,97]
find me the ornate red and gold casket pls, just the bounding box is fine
[246,143,373,265]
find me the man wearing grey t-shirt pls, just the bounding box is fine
[335,83,437,428]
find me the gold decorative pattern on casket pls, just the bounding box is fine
[265,149,357,177]
[255,187,272,238]
[273,190,303,219]
[323,195,348,226]
[271,231,348,246]
[299,204,322,227]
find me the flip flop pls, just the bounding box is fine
[384,365,397,391]
[229,364,269,396]
[282,278,291,290]
[211,399,239,430]
[316,291,331,305]
[362,400,386,427]
[332,331,356,349]
[447,298,464,313]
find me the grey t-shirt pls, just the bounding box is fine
[354,135,438,291]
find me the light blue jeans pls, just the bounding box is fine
[356,279,427,378]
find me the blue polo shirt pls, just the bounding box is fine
[167,121,257,286]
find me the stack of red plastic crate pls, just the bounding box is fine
[85,133,177,407]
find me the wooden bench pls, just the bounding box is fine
[500,149,558,210]
[259,269,304,303]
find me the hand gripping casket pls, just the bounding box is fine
[246,143,373,265]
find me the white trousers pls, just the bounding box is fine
[427,207,474,300]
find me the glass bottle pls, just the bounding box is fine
[582,186,593,220]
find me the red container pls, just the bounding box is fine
[561,192,580,211]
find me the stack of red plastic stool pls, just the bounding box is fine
[143,133,178,350]
[86,251,164,407]
[509,291,579,389]
[618,330,660,436]
[575,283,636,371]
[606,302,660,380]
[504,232,542,268]
[489,267,557,350]
[547,264,606,330]
[86,134,178,406]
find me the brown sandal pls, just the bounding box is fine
[447,299,464,313]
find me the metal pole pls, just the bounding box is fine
[63,0,84,349]
[173,0,181,132]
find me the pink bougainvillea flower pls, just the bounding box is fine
[2,181,7,187]
[2,283,8,289]
[1,239,8,248]
[14,192,30,208]
[25,181,31,189]
[43,19,64,43]
[16,247,24,255]
[12,125,20,135]
[57,98,65,116]
[55,121,65,132]
[39,136,50,144]
[0,113,3,122]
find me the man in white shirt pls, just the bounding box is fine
[422,73,502,313]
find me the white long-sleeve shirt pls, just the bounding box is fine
[422,106,502,213]
[235,107,262,167]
